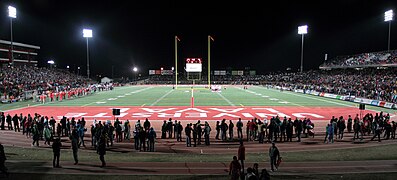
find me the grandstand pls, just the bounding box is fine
[319,49,397,69]
[0,65,93,103]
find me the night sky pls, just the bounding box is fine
[0,0,396,78]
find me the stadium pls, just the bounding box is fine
[1,1,397,180]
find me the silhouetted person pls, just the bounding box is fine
[52,138,62,168]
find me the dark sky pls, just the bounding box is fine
[0,0,396,78]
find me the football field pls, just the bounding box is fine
[3,85,391,122]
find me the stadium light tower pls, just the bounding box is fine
[133,67,138,81]
[8,6,16,66]
[385,10,394,51]
[83,29,93,78]
[298,25,308,73]
[47,60,55,69]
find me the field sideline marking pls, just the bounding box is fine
[240,104,244,107]
[216,92,235,106]
[81,86,153,107]
[141,104,146,107]
[256,86,354,107]
[235,87,304,107]
[150,89,174,106]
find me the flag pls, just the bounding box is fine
[176,36,180,41]
[209,35,214,41]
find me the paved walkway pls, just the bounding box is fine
[5,160,397,175]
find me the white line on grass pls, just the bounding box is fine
[256,86,354,107]
[216,92,235,106]
[81,86,153,107]
[235,86,304,107]
[150,89,174,106]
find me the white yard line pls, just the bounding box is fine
[255,86,354,107]
[81,86,153,107]
[150,89,174,106]
[216,92,235,106]
[235,86,304,107]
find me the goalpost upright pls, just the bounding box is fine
[175,36,180,89]
[208,35,214,88]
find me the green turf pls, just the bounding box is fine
[1,85,396,115]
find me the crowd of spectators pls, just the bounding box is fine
[263,68,397,103]
[322,50,397,68]
[0,65,92,102]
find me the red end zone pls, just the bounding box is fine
[5,106,376,121]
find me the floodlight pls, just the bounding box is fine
[298,25,308,34]
[172,67,174,71]
[47,60,55,64]
[385,10,394,22]
[83,29,93,38]
[8,6,16,18]
[133,67,138,72]
[66,65,70,69]
[78,67,80,70]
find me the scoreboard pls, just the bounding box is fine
[185,58,202,72]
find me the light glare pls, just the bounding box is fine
[133,67,138,72]
[298,25,308,34]
[8,6,16,18]
[385,10,394,22]
[83,29,93,38]
[47,60,55,64]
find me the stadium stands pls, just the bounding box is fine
[0,65,92,103]
[320,50,397,68]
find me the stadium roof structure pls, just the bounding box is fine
[0,39,40,64]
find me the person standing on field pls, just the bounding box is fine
[52,138,62,168]
[229,156,241,180]
[238,140,246,176]
[236,118,243,140]
[269,142,280,172]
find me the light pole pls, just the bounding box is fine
[47,60,55,69]
[83,29,93,78]
[298,25,308,73]
[8,6,16,66]
[133,67,138,81]
[385,10,394,51]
